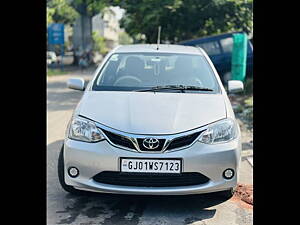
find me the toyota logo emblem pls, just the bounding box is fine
[142,138,159,150]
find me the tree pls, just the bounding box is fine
[47,7,55,25]
[47,0,109,64]
[47,0,79,55]
[108,0,253,43]
[69,0,108,64]
[47,0,78,25]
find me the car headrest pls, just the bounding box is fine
[124,56,144,75]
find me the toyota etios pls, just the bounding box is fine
[58,44,244,197]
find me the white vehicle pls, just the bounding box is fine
[47,51,59,65]
[58,44,244,197]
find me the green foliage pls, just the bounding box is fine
[92,31,108,55]
[70,0,107,17]
[47,0,108,24]
[47,68,68,76]
[244,96,253,107]
[108,0,253,43]
[118,31,133,45]
[47,7,55,25]
[47,0,79,24]
[244,77,253,95]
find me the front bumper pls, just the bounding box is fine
[64,137,241,195]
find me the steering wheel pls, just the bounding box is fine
[113,75,142,86]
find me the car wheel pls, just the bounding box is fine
[58,145,84,195]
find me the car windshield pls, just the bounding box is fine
[92,52,220,93]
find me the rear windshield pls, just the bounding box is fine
[92,52,220,93]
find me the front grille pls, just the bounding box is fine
[101,130,136,150]
[136,138,166,152]
[92,171,209,187]
[166,131,203,151]
[101,127,204,152]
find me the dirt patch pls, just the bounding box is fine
[231,183,253,209]
[229,94,253,131]
[231,196,253,210]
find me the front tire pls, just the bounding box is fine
[58,145,84,195]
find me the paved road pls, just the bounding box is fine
[47,70,253,225]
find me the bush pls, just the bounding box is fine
[92,31,108,55]
[119,32,133,45]
[244,78,253,95]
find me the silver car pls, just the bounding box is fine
[58,44,244,197]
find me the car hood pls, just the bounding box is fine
[79,91,227,135]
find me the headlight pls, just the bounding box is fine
[69,116,105,142]
[198,118,238,144]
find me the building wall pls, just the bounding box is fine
[92,7,120,50]
[92,14,105,37]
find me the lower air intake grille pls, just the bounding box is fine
[92,171,209,187]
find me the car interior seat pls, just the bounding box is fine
[120,56,145,81]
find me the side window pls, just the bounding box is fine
[197,41,221,55]
[220,37,233,53]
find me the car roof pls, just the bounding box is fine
[113,44,203,55]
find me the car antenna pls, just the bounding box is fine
[157,26,161,50]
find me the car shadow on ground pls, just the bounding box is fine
[55,190,230,225]
[47,140,231,225]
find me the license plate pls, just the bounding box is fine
[120,158,181,174]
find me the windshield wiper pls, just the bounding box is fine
[133,85,214,92]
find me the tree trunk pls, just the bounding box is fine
[72,3,93,66]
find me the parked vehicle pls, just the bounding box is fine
[179,32,253,83]
[58,44,243,197]
[47,51,59,65]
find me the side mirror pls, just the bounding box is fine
[67,77,85,91]
[228,80,244,93]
